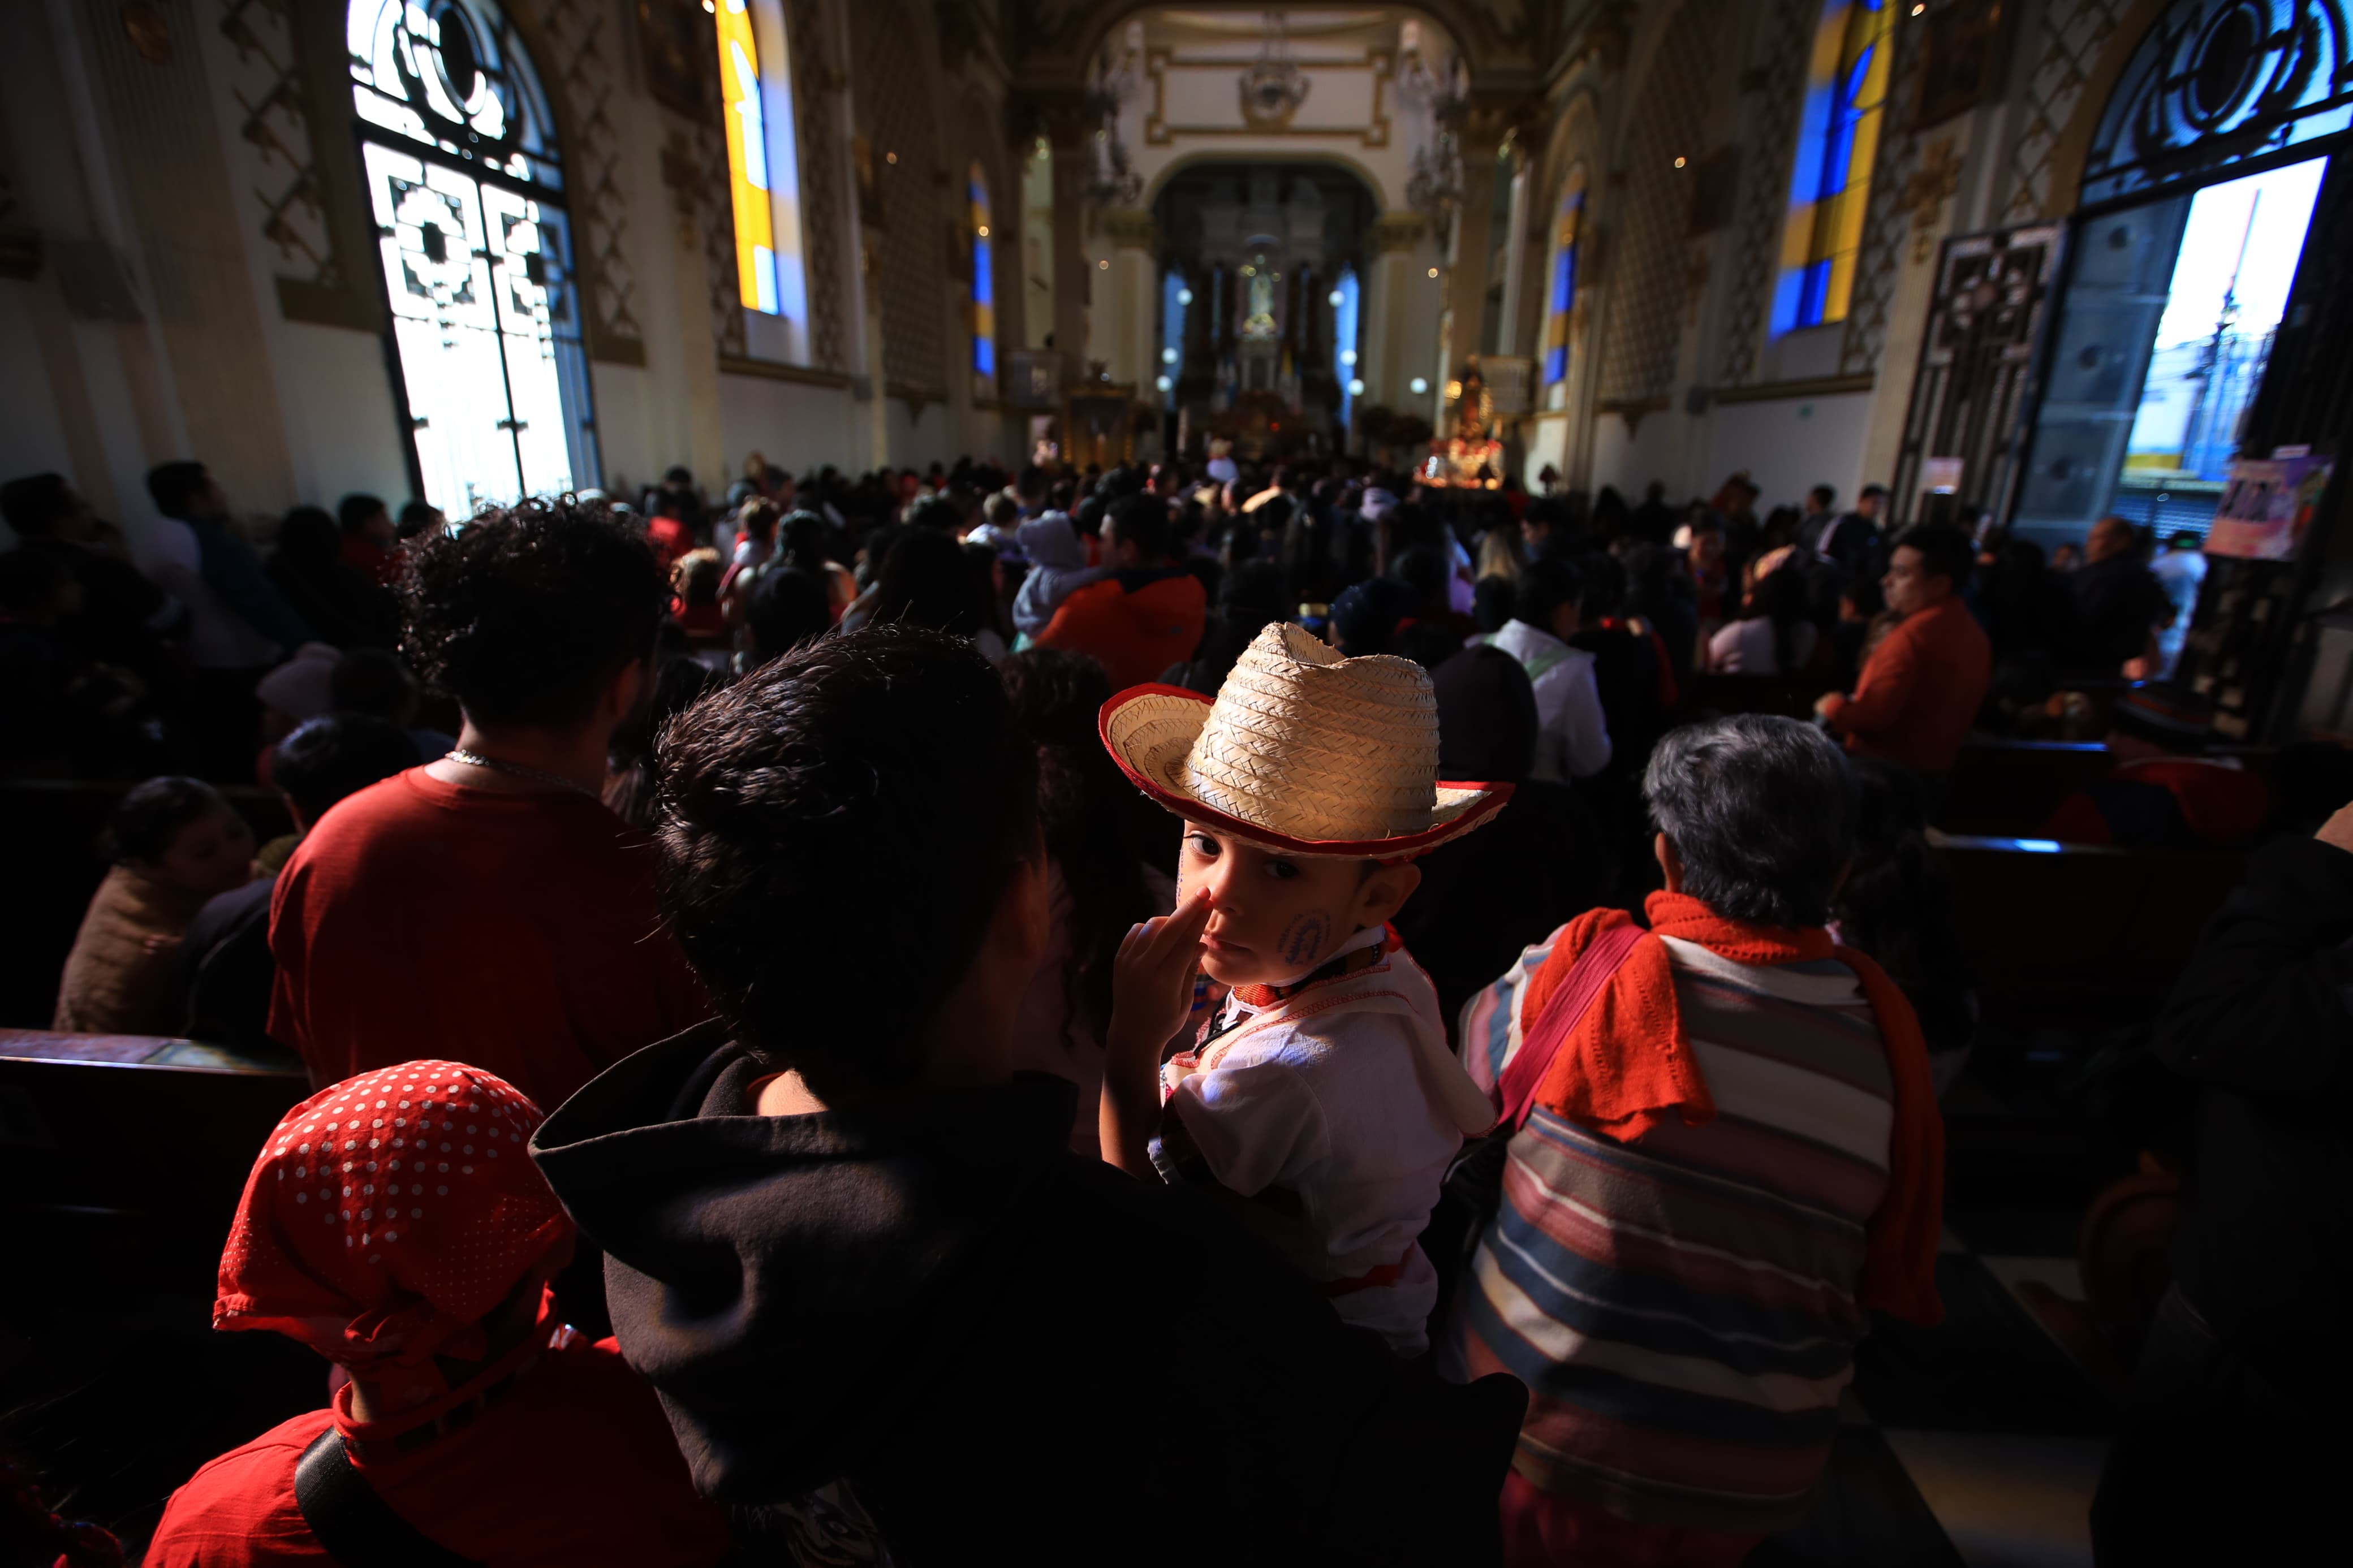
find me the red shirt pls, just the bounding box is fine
[646,516,693,571]
[1820,597,1992,774]
[145,1330,730,1568]
[340,534,403,586]
[268,769,709,1108]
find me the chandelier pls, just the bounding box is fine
[1238,12,1309,129]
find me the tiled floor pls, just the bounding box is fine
[1746,1057,2134,1568]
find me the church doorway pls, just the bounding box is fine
[2010,0,2350,548]
[347,0,600,517]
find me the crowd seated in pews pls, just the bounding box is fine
[1,451,2342,1563]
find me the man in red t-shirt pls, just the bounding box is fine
[1815,522,1992,777]
[269,498,707,1112]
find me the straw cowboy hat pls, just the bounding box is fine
[1098,621,1512,858]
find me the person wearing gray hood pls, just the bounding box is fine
[1011,509,1107,640]
[530,626,1526,1565]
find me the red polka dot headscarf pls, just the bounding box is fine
[214,1062,572,1392]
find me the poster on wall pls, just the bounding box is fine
[2204,453,2336,560]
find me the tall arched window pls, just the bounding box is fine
[349,0,596,514]
[1540,174,1585,401]
[1775,0,1894,333]
[969,164,996,394]
[717,0,779,314]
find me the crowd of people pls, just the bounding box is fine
[0,447,2332,1564]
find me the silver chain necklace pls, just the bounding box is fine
[445,748,600,799]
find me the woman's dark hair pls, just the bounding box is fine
[1514,558,1586,629]
[1393,546,1451,614]
[271,714,420,826]
[401,496,667,731]
[652,626,1039,1098]
[1435,644,1541,781]
[743,567,832,665]
[105,775,225,865]
[999,649,1156,1044]
[270,506,344,573]
[779,510,833,572]
[1472,574,1515,635]
[605,656,731,832]
[0,473,74,537]
[1643,715,1856,928]
[1753,560,1812,673]
[871,528,985,637]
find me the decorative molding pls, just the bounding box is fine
[1596,394,1670,435]
[1596,0,1719,409]
[1368,213,1429,254]
[786,0,849,372]
[215,0,372,329]
[1098,206,1156,246]
[1710,372,1877,404]
[1142,43,1395,148]
[851,0,950,400]
[718,355,855,387]
[1898,137,1965,262]
[1998,0,2143,222]
[1716,0,1814,388]
[534,0,643,361]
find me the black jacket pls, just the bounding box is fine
[531,1025,1525,1565]
[2153,836,2353,1395]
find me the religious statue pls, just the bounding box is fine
[1424,362,1504,487]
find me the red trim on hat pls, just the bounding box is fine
[1096,684,1513,859]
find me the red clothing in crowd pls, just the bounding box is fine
[1036,568,1208,691]
[340,533,403,586]
[2043,756,2271,848]
[1819,596,1991,774]
[645,515,694,571]
[145,1326,730,1568]
[268,770,709,1108]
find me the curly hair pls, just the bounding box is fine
[400,496,668,731]
[652,625,1038,1098]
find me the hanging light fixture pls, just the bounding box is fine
[1238,12,1310,129]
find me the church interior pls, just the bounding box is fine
[3,1,2351,1563]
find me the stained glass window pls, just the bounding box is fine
[717,0,779,314]
[1776,0,1893,332]
[1541,179,1585,390]
[349,1,595,515]
[970,166,996,387]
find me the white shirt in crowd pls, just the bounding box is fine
[1705,615,1818,676]
[1484,617,1613,782]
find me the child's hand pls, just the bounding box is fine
[1108,888,1213,1056]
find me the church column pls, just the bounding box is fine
[1041,101,1093,388]
[1358,214,1428,416]
[1438,131,1499,417]
[1102,208,1157,392]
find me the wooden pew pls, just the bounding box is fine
[0,780,293,1028]
[1937,740,2281,838]
[1937,740,2118,836]
[1930,833,2246,1031]
[0,1030,309,1296]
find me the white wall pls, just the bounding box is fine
[1699,391,1873,513]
